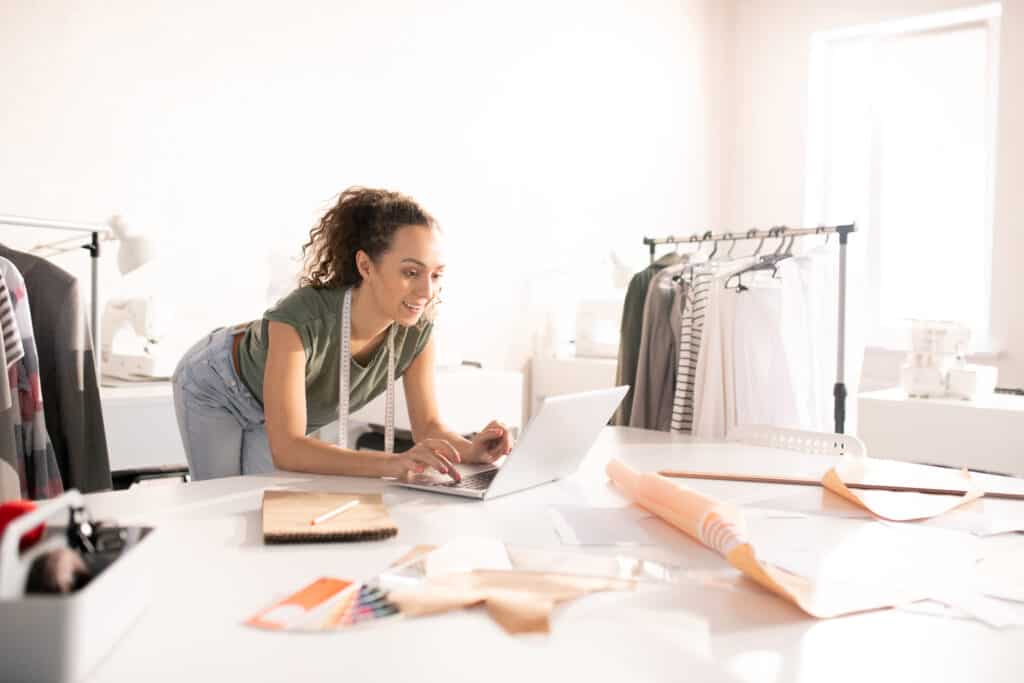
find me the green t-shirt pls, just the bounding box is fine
[236,286,433,434]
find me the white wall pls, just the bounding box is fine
[0,0,730,372]
[726,0,1024,390]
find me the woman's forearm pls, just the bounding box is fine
[271,434,397,477]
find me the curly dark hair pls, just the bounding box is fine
[300,187,437,289]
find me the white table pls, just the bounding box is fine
[80,428,1024,683]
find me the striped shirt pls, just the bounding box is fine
[0,273,23,370]
[670,268,712,433]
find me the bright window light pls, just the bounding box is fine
[805,4,1001,350]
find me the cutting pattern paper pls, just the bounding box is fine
[606,459,935,618]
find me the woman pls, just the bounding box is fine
[171,187,512,481]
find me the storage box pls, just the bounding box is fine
[0,490,157,682]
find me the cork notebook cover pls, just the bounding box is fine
[261,490,398,544]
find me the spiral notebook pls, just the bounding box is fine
[261,490,398,544]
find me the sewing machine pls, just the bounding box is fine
[100,298,173,380]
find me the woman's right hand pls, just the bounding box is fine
[386,439,462,482]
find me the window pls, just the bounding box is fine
[805,5,1001,350]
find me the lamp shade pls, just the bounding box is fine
[108,215,157,274]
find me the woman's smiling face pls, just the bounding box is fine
[358,224,445,326]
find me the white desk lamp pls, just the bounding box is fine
[0,213,157,373]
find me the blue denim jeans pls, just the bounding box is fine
[171,327,275,480]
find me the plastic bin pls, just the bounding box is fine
[0,490,157,682]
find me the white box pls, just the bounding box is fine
[0,491,157,682]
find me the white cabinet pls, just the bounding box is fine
[858,387,1024,476]
[100,382,187,473]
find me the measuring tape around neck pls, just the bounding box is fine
[337,287,396,453]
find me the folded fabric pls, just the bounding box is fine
[388,570,635,634]
[606,459,932,618]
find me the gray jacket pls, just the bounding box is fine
[0,246,111,492]
[629,266,687,430]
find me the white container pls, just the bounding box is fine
[0,490,157,683]
[947,364,999,401]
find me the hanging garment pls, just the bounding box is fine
[670,267,712,433]
[692,275,739,440]
[614,262,670,425]
[0,333,19,502]
[731,283,805,431]
[0,248,109,492]
[0,258,63,499]
[0,273,24,376]
[629,264,688,430]
[779,256,821,431]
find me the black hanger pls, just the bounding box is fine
[724,226,794,291]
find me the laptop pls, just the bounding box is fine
[394,386,629,500]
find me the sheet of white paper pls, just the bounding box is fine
[744,488,1024,536]
[741,488,872,520]
[902,593,1024,629]
[549,505,655,546]
[747,515,979,590]
[975,541,1024,602]
[423,536,512,578]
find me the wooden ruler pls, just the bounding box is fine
[657,469,1024,501]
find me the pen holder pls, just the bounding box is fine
[0,490,158,683]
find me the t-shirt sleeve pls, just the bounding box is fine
[396,320,434,376]
[262,287,328,357]
[411,321,434,359]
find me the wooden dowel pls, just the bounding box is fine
[656,470,1024,501]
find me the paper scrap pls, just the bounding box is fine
[902,593,1024,629]
[976,542,1024,603]
[424,536,512,578]
[388,569,635,634]
[822,457,984,521]
[549,505,655,546]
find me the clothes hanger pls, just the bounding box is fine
[704,231,719,261]
[725,227,787,291]
[653,237,685,266]
[669,233,705,283]
[815,225,831,247]
[724,232,738,259]
[749,228,766,258]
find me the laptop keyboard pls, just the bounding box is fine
[414,468,499,491]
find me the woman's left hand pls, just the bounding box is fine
[463,420,514,464]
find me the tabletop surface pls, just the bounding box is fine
[80,427,1024,683]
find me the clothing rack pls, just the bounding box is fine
[0,215,106,363]
[642,223,856,434]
